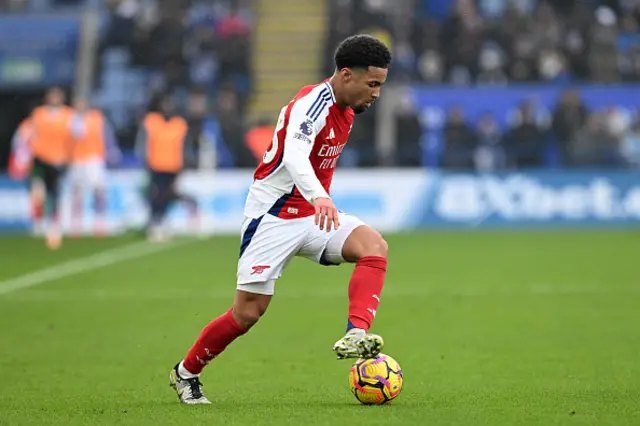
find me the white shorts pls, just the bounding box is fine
[237,212,366,295]
[67,160,107,190]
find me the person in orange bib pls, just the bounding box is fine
[244,119,275,164]
[28,87,74,249]
[67,97,121,237]
[136,95,199,242]
[8,112,43,225]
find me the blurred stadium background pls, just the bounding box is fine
[0,1,639,425]
[0,0,640,233]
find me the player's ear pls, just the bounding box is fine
[340,68,353,82]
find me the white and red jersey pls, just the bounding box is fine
[244,80,355,219]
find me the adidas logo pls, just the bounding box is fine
[326,128,335,139]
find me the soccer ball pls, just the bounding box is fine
[349,354,403,405]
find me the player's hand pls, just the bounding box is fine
[314,197,339,232]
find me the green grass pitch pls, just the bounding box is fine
[0,231,638,425]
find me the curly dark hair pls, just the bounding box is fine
[334,34,392,71]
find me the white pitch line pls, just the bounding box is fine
[0,239,193,296]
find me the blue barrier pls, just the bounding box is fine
[410,171,640,228]
[1,170,639,234]
[0,177,30,231]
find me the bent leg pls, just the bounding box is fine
[305,215,389,332]
[180,215,304,377]
[301,213,389,358]
[232,288,273,330]
[181,288,272,376]
[341,225,389,332]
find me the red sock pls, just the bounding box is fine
[182,308,247,375]
[347,256,387,332]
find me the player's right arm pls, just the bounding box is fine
[280,98,339,231]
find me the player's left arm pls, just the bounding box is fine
[281,100,339,231]
[280,98,330,202]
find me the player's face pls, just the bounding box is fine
[161,98,176,115]
[46,88,65,107]
[73,98,88,112]
[343,67,387,114]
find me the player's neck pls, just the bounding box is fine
[328,75,347,110]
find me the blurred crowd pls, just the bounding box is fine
[103,0,252,99]
[412,90,640,170]
[99,0,254,166]
[325,0,640,85]
[324,0,640,169]
[2,0,640,171]
[0,0,87,11]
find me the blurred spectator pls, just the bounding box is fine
[103,0,140,47]
[394,97,422,167]
[216,87,251,168]
[184,86,208,169]
[442,107,477,169]
[618,12,640,80]
[440,0,484,83]
[217,1,251,39]
[476,41,509,86]
[552,89,588,163]
[349,105,378,167]
[417,50,444,84]
[474,113,506,171]
[503,102,545,168]
[617,13,640,55]
[603,105,633,139]
[589,6,621,82]
[569,113,620,166]
[621,120,640,166]
[478,0,536,19]
[216,2,252,106]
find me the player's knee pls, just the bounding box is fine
[343,226,388,261]
[232,292,271,330]
[232,304,265,330]
[364,235,388,259]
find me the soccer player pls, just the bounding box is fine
[170,35,392,404]
[136,94,199,242]
[67,97,120,237]
[28,87,74,249]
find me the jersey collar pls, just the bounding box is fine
[323,80,337,104]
